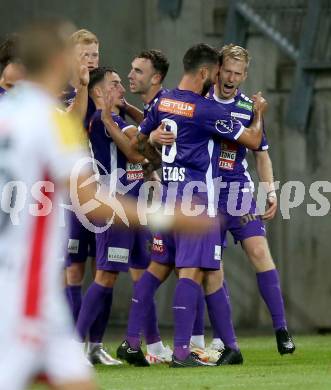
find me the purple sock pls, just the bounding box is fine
[192,287,205,336]
[206,287,238,350]
[256,269,287,330]
[76,282,112,341]
[133,279,162,345]
[65,286,72,307]
[126,271,161,349]
[212,280,229,339]
[173,278,201,360]
[89,289,113,343]
[67,285,82,323]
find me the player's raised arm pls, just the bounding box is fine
[101,91,144,163]
[67,53,89,120]
[122,99,144,125]
[236,92,268,149]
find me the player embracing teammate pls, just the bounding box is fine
[117,43,271,367]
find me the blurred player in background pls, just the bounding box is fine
[0,34,25,95]
[0,20,214,388]
[0,19,97,390]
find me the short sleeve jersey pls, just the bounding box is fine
[209,87,269,192]
[89,110,144,197]
[143,88,168,118]
[138,88,245,207]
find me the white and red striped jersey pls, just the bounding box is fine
[0,81,88,339]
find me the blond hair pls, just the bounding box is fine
[220,44,250,68]
[69,29,98,46]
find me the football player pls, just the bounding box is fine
[118,43,267,367]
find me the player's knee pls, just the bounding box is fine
[203,269,223,295]
[95,270,119,287]
[130,268,144,283]
[66,263,85,285]
[148,261,172,282]
[247,245,274,272]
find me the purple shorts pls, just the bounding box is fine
[221,193,266,245]
[96,224,152,273]
[65,211,96,267]
[151,218,223,270]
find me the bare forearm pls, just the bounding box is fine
[249,110,263,147]
[254,151,275,192]
[103,117,144,162]
[67,85,88,122]
[124,103,144,125]
[134,132,161,170]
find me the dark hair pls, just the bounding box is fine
[183,43,220,73]
[0,34,19,74]
[88,67,116,91]
[136,49,169,82]
[17,19,75,75]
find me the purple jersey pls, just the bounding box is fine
[89,110,144,196]
[0,86,6,96]
[139,88,245,207]
[143,88,168,118]
[209,87,268,192]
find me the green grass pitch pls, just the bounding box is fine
[32,335,331,390]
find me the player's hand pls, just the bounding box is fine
[101,90,115,123]
[252,92,268,115]
[150,122,176,146]
[262,192,277,220]
[78,64,89,87]
[75,52,90,87]
[117,97,129,110]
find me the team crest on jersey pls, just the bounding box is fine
[215,119,234,134]
[158,98,195,118]
[152,237,164,254]
[236,100,253,111]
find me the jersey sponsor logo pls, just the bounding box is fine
[158,98,195,118]
[214,245,222,261]
[107,247,129,263]
[230,112,251,121]
[236,100,253,111]
[215,119,235,134]
[219,141,237,170]
[126,162,144,181]
[152,237,164,254]
[68,239,79,254]
[162,167,185,182]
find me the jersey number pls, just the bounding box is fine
[161,119,177,164]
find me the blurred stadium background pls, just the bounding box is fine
[1,0,330,334]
